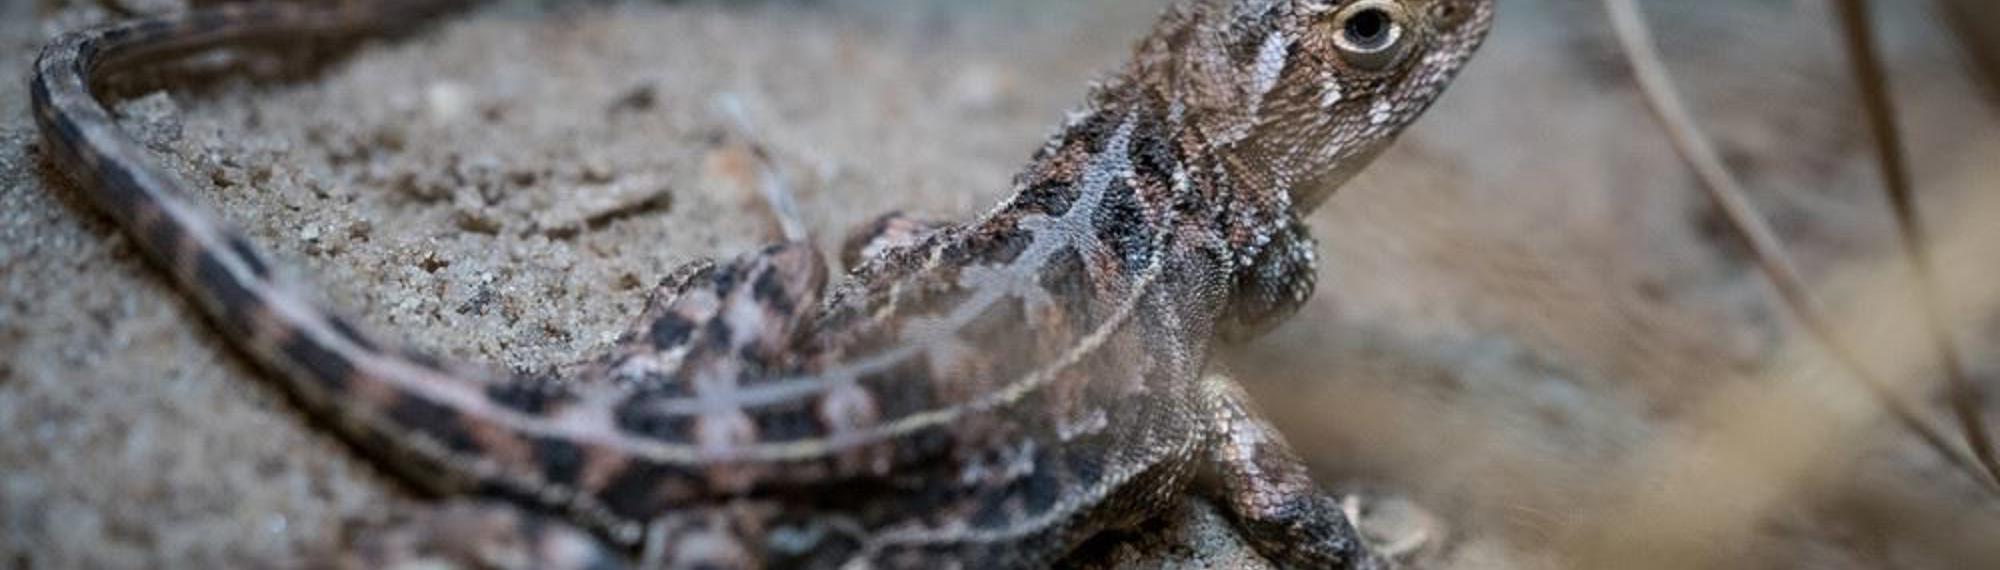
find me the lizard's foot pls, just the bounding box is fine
[321,501,626,570]
[1194,374,1384,570]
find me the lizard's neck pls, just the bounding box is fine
[989,96,1284,289]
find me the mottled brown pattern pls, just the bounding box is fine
[31,0,1492,567]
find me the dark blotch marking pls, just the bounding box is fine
[710,265,739,292]
[279,330,353,393]
[957,227,1032,268]
[613,397,696,443]
[860,356,936,421]
[1038,249,1096,328]
[225,235,271,278]
[648,314,696,350]
[1091,178,1154,274]
[326,315,378,352]
[970,492,1018,531]
[1018,468,1061,515]
[750,399,822,443]
[750,267,794,316]
[1014,180,1080,219]
[138,209,184,263]
[1131,119,1180,180]
[487,378,575,416]
[703,317,734,352]
[390,395,481,454]
[193,250,259,334]
[531,436,586,487]
[1225,5,1285,68]
[597,461,683,522]
[892,426,955,466]
[636,373,694,400]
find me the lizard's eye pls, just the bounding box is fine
[1331,1,1414,72]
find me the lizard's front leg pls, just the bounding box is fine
[1195,374,1385,570]
[1219,217,1319,343]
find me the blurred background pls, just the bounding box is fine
[2,0,1997,568]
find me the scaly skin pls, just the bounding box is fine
[31,1,1493,567]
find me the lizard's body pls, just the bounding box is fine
[30,1,1492,568]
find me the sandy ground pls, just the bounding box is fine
[3,0,1999,568]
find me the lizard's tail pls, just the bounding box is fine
[25,0,631,531]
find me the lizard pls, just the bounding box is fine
[28,0,1494,568]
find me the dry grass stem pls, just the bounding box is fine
[1832,0,2000,492]
[1599,0,1995,494]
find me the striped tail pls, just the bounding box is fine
[21,0,630,531]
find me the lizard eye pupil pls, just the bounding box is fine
[1330,1,1413,71]
[1343,8,1390,46]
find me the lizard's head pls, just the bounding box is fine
[1136,0,1495,213]
[1117,0,1492,339]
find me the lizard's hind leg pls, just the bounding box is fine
[588,258,718,391]
[590,96,835,390]
[593,242,829,392]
